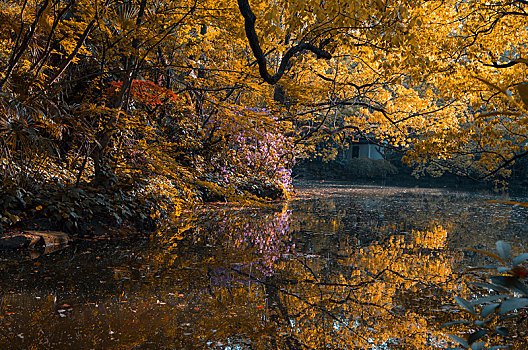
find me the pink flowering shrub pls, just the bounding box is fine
[202,106,294,199]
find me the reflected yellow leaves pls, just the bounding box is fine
[266,223,463,349]
[4,185,527,349]
[1,202,463,349]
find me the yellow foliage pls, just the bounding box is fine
[2,0,528,214]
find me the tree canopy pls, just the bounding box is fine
[1,0,527,231]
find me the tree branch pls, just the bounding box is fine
[0,0,50,89]
[31,0,75,76]
[237,0,331,85]
[482,58,528,69]
[48,19,95,84]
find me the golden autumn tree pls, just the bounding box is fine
[384,0,528,180]
[234,0,466,159]
[234,0,528,182]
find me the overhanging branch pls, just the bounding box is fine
[237,0,332,85]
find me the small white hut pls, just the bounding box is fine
[346,139,384,160]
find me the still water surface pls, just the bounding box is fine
[1,182,528,349]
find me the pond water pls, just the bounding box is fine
[1,182,528,349]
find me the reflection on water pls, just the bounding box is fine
[1,182,528,349]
